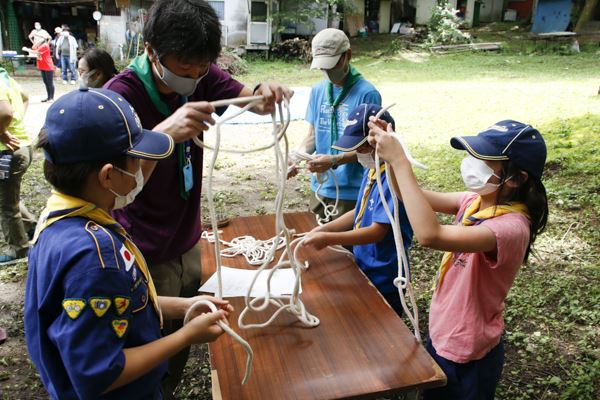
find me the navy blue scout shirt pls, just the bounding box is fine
[25,217,166,399]
[352,168,413,294]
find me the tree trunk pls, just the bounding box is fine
[575,0,599,32]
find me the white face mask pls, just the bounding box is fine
[110,166,144,209]
[78,69,101,88]
[460,155,506,196]
[153,58,208,97]
[356,152,376,170]
[322,54,348,85]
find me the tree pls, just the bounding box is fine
[574,0,599,32]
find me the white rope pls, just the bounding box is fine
[289,150,340,225]
[194,95,319,385]
[236,101,319,329]
[183,299,253,385]
[371,104,424,342]
[201,230,286,266]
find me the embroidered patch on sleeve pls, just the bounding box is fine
[111,319,129,338]
[89,298,112,318]
[62,299,86,320]
[114,296,131,315]
[119,245,136,272]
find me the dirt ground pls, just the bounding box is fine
[0,77,313,399]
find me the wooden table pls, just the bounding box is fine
[200,212,446,399]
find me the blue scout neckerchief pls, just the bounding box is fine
[33,191,163,327]
[128,54,193,200]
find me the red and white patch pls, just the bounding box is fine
[119,245,135,271]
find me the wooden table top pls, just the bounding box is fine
[201,212,446,400]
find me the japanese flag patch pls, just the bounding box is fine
[119,245,136,272]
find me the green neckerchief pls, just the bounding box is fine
[128,54,189,200]
[327,64,362,149]
[0,68,10,87]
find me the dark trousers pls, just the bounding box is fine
[423,337,505,400]
[40,70,54,100]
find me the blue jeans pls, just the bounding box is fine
[423,337,505,400]
[60,55,76,81]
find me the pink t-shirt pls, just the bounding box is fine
[428,192,530,363]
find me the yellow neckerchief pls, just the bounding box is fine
[433,195,529,291]
[33,191,163,327]
[354,164,386,229]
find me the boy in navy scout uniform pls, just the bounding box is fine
[24,88,232,399]
[302,104,413,316]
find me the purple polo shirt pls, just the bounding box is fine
[104,65,244,263]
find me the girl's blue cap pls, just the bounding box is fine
[450,120,546,179]
[42,88,174,164]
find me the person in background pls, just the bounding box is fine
[78,48,118,88]
[51,27,62,66]
[24,37,55,102]
[55,25,78,85]
[288,28,382,223]
[28,22,51,44]
[0,67,33,264]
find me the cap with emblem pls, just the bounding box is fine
[42,88,174,164]
[332,103,395,152]
[310,28,350,70]
[450,120,547,179]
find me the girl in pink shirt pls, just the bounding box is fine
[367,120,549,400]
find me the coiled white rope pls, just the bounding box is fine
[371,104,426,342]
[183,299,253,385]
[201,230,286,266]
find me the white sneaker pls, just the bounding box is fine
[62,80,67,84]
[70,80,76,85]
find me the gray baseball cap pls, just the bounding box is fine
[310,28,350,70]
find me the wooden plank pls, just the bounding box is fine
[203,212,446,400]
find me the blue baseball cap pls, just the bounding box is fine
[332,103,395,152]
[450,120,546,179]
[42,88,174,164]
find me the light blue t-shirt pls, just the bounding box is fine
[305,76,381,200]
[352,168,413,294]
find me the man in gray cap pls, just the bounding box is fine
[288,28,382,222]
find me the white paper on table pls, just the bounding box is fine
[198,266,301,298]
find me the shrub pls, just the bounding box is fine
[426,0,471,46]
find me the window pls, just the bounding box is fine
[251,1,268,22]
[208,1,225,20]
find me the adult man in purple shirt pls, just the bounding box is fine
[104,0,292,397]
